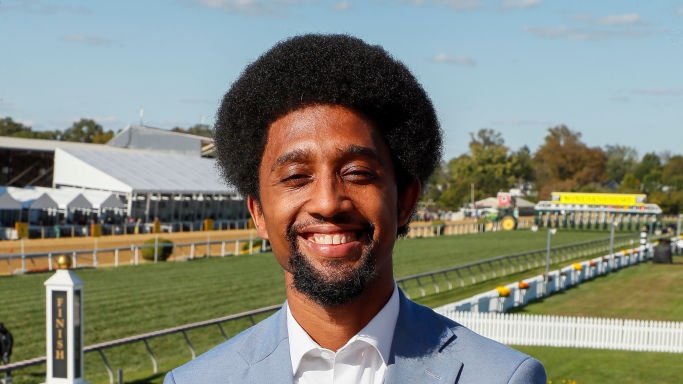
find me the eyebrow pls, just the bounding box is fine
[270,144,383,172]
[271,148,313,172]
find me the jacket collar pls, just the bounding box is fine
[236,290,463,383]
[385,291,464,383]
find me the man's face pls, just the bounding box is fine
[248,105,419,306]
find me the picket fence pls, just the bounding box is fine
[437,311,683,353]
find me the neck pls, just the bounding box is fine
[286,275,394,351]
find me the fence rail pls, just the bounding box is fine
[0,305,282,381]
[406,218,535,238]
[0,236,270,275]
[396,234,637,299]
[441,312,683,353]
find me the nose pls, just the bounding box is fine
[307,175,352,219]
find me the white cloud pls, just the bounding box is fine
[64,34,115,46]
[334,1,351,10]
[677,7,683,16]
[522,26,607,41]
[609,95,630,102]
[432,53,477,66]
[195,0,311,15]
[523,23,652,41]
[501,0,540,10]
[436,0,484,10]
[0,0,90,15]
[598,13,643,26]
[631,88,683,96]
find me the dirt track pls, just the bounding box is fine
[0,229,260,275]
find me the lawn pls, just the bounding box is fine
[1,229,665,383]
[511,255,683,384]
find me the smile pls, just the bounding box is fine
[305,231,358,245]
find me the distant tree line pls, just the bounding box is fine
[423,125,683,214]
[0,117,115,143]
[0,117,214,143]
[170,124,212,138]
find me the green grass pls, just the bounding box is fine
[510,255,683,384]
[0,230,649,383]
[514,346,683,384]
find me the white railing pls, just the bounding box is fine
[438,311,683,353]
[434,245,652,313]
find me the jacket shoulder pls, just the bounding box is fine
[164,308,289,384]
[395,297,546,383]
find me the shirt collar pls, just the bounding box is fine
[287,284,400,375]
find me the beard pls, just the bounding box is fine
[286,223,378,307]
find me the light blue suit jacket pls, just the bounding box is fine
[164,291,546,383]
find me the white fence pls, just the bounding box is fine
[435,246,652,313]
[438,311,683,353]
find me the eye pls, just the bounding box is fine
[279,169,312,188]
[341,165,378,184]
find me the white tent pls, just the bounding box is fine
[52,147,245,222]
[81,190,127,211]
[5,187,59,210]
[35,187,92,211]
[53,147,231,195]
[107,125,209,157]
[0,188,22,210]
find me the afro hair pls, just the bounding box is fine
[214,33,442,202]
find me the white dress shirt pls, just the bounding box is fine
[287,285,400,384]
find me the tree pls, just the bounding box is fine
[430,129,531,210]
[0,117,59,139]
[661,155,683,191]
[0,117,27,136]
[60,118,113,143]
[634,153,662,193]
[604,145,638,185]
[532,125,606,199]
[509,145,535,191]
[618,173,641,193]
[171,124,212,138]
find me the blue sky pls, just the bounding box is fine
[1,0,682,161]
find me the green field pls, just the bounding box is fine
[511,255,683,384]
[1,230,678,383]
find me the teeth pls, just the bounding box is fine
[311,232,355,245]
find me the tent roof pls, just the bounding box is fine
[83,190,127,210]
[107,125,212,156]
[0,188,22,210]
[34,187,93,210]
[4,187,59,209]
[53,147,235,195]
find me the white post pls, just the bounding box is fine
[609,219,616,257]
[544,228,556,296]
[44,268,86,384]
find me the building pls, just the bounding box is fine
[0,126,249,239]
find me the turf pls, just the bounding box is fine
[1,229,666,383]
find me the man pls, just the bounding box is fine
[165,34,546,383]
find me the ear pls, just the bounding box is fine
[397,179,421,228]
[247,195,269,240]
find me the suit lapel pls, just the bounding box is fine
[238,306,294,384]
[385,292,464,383]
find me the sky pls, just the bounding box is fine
[1,0,682,161]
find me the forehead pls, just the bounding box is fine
[261,105,392,168]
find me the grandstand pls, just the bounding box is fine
[0,126,249,239]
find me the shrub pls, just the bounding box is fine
[241,239,263,251]
[141,238,174,261]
